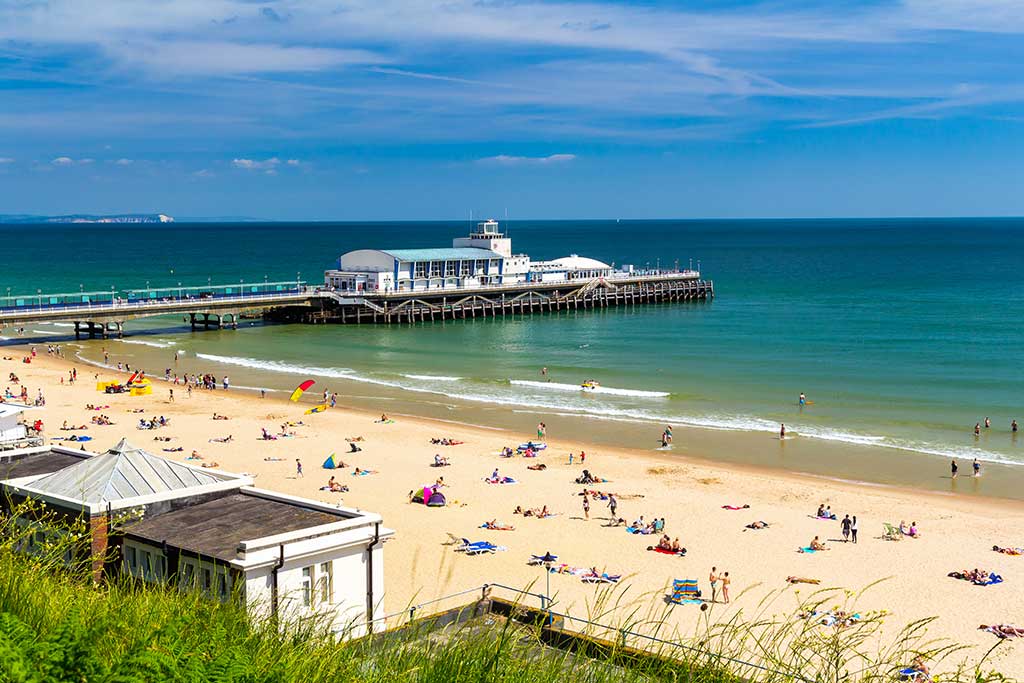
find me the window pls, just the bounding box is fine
[141,551,152,580]
[475,260,486,274]
[126,546,137,573]
[414,262,426,278]
[460,260,471,276]
[429,261,442,277]
[445,261,456,276]
[180,562,195,590]
[201,568,212,594]
[318,562,333,604]
[301,566,313,606]
[217,573,228,601]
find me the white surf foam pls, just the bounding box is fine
[194,353,357,379]
[510,379,670,398]
[402,374,461,381]
[119,339,173,349]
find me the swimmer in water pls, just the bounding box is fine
[973,458,980,477]
[974,422,981,437]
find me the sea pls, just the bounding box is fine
[4,218,1024,481]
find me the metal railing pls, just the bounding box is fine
[343,582,815,683]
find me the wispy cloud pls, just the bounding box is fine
[114,158,133,165]
[477,153,576,165]
[0,157,14,164]
[51,156,93,166]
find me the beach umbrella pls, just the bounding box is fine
[322,453,343,469]
[289,379,315,402]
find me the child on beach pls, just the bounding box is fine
[296,459,303,477]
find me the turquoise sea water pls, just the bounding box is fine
[3,218,1023,466]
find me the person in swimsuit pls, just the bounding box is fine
[709,566,718,602]
[973,458,981,476]
[780,423,786,439]
[951,459,958,478]
[721,572,731,604]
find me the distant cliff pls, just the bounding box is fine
[0,213,174,224]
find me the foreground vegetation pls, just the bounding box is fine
[0,503,1014,682]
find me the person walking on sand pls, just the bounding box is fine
[582,492,590,520]
[841,514,852,542]
[721,572,731,603]
[780,423,786,439]
[168,388,174,403]
[608,493,618,519]
[709,567,719,603]
[973,458,981,477]
[296,459,303,478]
[851,515,858,543]
[951,459,958,478]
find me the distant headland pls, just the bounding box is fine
[0,213,173,224]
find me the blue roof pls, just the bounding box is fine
[382,247,500,262]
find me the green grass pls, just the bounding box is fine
[0,502,1015,683]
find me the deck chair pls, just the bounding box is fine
[669,579,702,604]
[444,532,462,545]
[457,538,498,555]
[882,523,902,541]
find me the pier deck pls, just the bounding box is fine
[274,272,714,325]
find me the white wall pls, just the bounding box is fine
[338,250,397,273]
[0,414,27,442]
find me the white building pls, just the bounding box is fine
[0,439,392,636]
[324,220,613,293]
[0,403,36,448]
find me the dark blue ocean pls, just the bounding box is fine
[4,218,1023,466]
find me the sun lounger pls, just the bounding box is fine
[669,579,702,604]
[581,572,620,584]
[456,538,502,555]
[882,523,902,541]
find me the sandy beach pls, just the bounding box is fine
[6,349,1023,676]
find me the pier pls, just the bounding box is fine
[272,272,713,325]
[0,281,312,339]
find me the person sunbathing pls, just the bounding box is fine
[327,476,347,492]
[786,576,821,585]
[353,467,377,475]
[349,442,362,453]
[200,461,220,468]
[212,413,230,420]
[434,454,450,466]
[153,436,173,442]
[527,463,547,471]
[187,450,204,460]
[263,456,284,462]
[513,505,524,515]
[260,428,276,440]
[483,520,515,531]
[746,521,770,530]
[345,436,365,442]
[978,624,1024,638]
[809,536,828,551]
[993,545,1024,555]
[162,447,184,452]
[210,435,233,443]
[656,535,672,551]
[670,537,682,552]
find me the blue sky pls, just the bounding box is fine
[1,0,1023,220]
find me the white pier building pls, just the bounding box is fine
[325,220,614,293]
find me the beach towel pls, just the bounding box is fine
[485,476,517,484]
[798,547,817,554]
[648,546,686,557]
[994,546,1023,556]
[722,504,749,510]
[351,470,376,476]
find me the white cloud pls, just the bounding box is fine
[114,158,133,165]
[103,41,384,77]
[0,157,14,164]
[51,156,74,166]
[286,159,300,166]
[477,153,576,165]
[233,157,280,170]
[192,168,215,178]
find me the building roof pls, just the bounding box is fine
[548,255,612,270]
[380,247,501,262]
[0,449,91,481]
[25,439,233,505]
[124,492,347,562]
[0,403,33,420]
